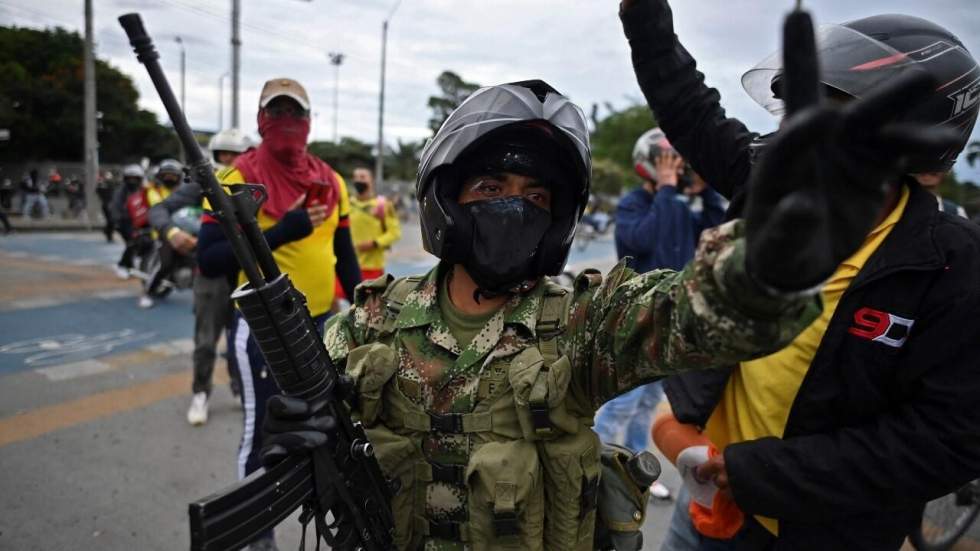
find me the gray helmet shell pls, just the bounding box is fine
[416,80,591,278]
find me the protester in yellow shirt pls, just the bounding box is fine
[348,166,401,279]
[195,77,360,551]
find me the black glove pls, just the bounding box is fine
[744,9,958,293]
[264,208,313,250]
[260,394,337,469]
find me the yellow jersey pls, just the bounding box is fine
[349,195,401,271]
[214,166,351,317]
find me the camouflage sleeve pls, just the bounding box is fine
[323,276,394,366]
[571,219,821,409]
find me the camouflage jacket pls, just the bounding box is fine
[324,220,820,550]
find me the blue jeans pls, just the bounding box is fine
[594,381,664,451]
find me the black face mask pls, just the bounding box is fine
[124,178,142,191]
[457,196,551,296]
[353,182,369,195]
[160,178,180,189]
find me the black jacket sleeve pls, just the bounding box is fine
[196,210,313,279]
[620,0,756,211]
[725,284,980,522]
[148,181,202,235]
[333,224,361,300]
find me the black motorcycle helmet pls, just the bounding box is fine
[154,158,184,189]
[416,80,591,282]
[743,14,979,172]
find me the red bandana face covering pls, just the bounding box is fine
[234,111,339,219]
[258,112,309,164]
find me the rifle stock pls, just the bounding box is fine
[118,13,395,550]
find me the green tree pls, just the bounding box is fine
[427,71,480,134]
[0,26,179,163]
[590,104,657,180]
[308,137,374,179]
[588,104,657,196]
[385,138,424,181]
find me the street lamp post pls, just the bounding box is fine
[376,0,402,188]
[175,36,186,114]
[328,52,345,143]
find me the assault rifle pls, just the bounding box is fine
[118,14,395,551]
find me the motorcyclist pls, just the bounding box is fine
[140,158,187,308]
[620,1,980,548]
[208,128,253,170]
[111,164,152,279]
[149,128,254,424]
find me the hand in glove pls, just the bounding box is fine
[260,394,337,468]
[744,9,959,293]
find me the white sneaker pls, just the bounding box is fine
[187,392,209,426]
[114,265,131,279]
[138,295,154,309]
[650,481,672,500]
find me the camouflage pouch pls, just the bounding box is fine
[466,439,545,550]
[508,347,579,439]
[345,342,398,426]
[593,444,660,551]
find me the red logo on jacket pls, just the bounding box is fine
[848,307,915,348]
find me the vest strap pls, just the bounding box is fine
[404,410,493,433]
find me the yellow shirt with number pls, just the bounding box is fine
[214,166,350,317]
[349,195,401,271]
[703,185,911,536]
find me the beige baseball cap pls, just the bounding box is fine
[258,78,310,111]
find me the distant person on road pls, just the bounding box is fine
[345,165,401,286]
[139,158,186,309]
[595,127,725,501]
[96,171,116,242]
[111,164,152,279]
[149,128,253,426]
[196,77,360,551]
[21,169,50,219]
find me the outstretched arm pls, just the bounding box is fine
[620,0,756,204]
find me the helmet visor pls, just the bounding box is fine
[742,24,928,116]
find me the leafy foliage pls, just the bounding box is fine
[589,104,658,195]
[0,26,179,163]
[426,71,480,135]
[308,137,375,179]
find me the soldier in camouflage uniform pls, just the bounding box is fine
[260,79,889,550]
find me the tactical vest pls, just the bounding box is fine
[344,275,606,551]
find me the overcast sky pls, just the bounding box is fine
[4,0,980,180]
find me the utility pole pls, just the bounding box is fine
[231,0,241,128]
[218,73,229,130]
[175,37,186,114]
[376,0,402,188]
[328,52,345,143]
[83,0,99,228]
[175,36,187,161]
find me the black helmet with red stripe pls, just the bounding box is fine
[743,14,979,172]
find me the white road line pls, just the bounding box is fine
[94,290,136,300]
[145,338,194,356]
[5,297,64,310]
[35,359,113,381]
